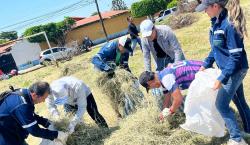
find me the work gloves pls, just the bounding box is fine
[159,108,174,121]
[68,122,76,134]
[56,131,69,144]
[68,116,79,134]
[51,109,60,121]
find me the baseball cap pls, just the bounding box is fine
[139,71,155,93]
[140,19,154,38]
[118,36,132,52]
[196,0,228,12]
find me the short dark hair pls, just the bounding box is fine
[29,81,51,97]
[139,71,155,93]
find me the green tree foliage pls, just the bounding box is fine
[91,12,98,16]
[131,0,166,18]
[167,0,178,9]
[0,39,8,45]
[23,17,75,46]
[111,0,128,10]
[0,31,18,40]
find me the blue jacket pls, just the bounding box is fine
[0,89,58,145]
[203,9,249,84]
[92,41,130,71]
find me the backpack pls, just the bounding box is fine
[0,86,21,103]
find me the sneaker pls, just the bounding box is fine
[227,139,248,145]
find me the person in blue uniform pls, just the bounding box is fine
[0,82,68,145]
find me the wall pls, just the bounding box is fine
[11,39,41,70]
[66,12,146,46]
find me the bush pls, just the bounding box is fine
[167,0,178,9]
[131,0,166,18]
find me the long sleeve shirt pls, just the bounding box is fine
[141,25,185,71]
[0,89,58,145]
[203,9,249,84]
[91,41,130,71]
[46,76,91,124]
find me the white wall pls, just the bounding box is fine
[11,39,41,66]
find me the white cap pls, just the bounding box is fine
[140,19,154,38]
[118,36,132,52]
[118,36,128,47]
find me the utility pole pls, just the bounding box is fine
[94,0,109,42]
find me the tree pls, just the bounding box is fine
[0,39,8,45]
[111,0,128,10]
[131,0,166,19]
[23,17,75,46]
[91,11,98,16]
[0,31,18,40]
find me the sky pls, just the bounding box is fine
[0,0,139,35]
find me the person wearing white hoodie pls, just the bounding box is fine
[46,76,108,133]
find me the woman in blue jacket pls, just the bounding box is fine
[196,0,250,144]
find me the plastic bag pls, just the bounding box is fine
[180,68,226,137]
[39,139,64,145]
[39,125,65,145]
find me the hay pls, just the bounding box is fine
[103,98,250,145]
[104,100,185,145]
[161,13,199,30]
[95,69,144,117]
[60,63,83,76]
[53,118,113,145]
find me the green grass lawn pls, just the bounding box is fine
[1,1,250,144]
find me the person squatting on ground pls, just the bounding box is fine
[92,36,133,73]
[140,19,185,72]
[139,60,203,120]
[46,76,108,134]
[127,16,142,56]
[196,0,250,144]
[0,82,68,145]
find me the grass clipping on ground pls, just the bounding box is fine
[95,69,144,117]
[105,101,229,145]
[53,118,112,145]
[104,98,250,145]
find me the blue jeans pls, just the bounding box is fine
[131,37,142,52]
[156,56,174,71]
[216,69,250,142]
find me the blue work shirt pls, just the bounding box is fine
[0,89,58,145]
[91,41,130,71]
[203,9,249,84]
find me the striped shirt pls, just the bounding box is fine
[158,60,203,93]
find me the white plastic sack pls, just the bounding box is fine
[39,125,65,145]
[180,68,226,137]
[39,139,64,145]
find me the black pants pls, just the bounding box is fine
[64,93,108,128]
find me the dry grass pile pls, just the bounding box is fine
[164,13,199,30]
[60,63,83,76]
[53,118,113,145]
[177,0,198,13]
[104,99,250,145]
[96,69,144,117]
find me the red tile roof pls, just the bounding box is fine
[69,16,85,21]
[73,10,129,28]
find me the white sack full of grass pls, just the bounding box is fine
[181,68,226,137]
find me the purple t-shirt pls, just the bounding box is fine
[158,60,203,93]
